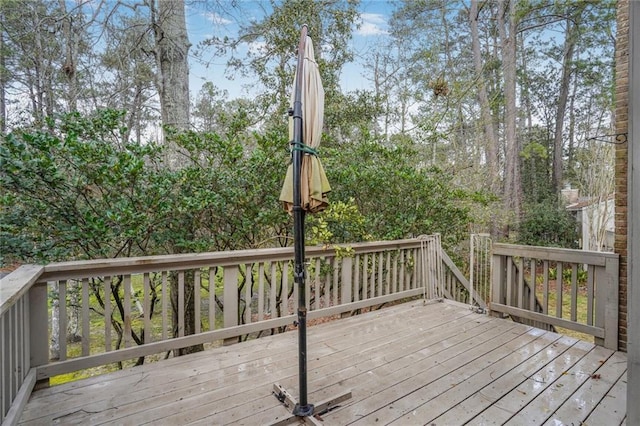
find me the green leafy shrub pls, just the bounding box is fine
[518,202,578,248]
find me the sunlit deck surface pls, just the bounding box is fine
[19,300,627,425]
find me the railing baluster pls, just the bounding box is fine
[324,259,331,308]
[176,272,185,338]
[59,280,67,361]
[208,268,215,331]
[270,263,277,319]
[162,272,168,339]
[143,273,152,342]
[15,300,24,386]
[517,257,524,309]
[82,278,90,356]
[411,249,417,291]
[363,254,368,299]
[354,255,360,302]
[399,251,405,292]
[314,258,321,311]
[556,262,563,319]
[245,264,253,324]
[341,257,352,304]
[368,253,374,298]
[10,303,17,397]
[104,276,112,352]
[392,252,398,294]
[1,309,6,418]
[378,252,384,296]
[194,270,201,334]
[506,258,513,306]
[282,261,289,315]
[292,261,298,312]
[333,258,339,306]
[530,260,537,311]
[570,264,578,322]
[542,261,549,315]
[124,275,133,346]
[258,263,264,322]
[587,264,595,326]
[385,252,391,296]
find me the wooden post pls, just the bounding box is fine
[29,283,49,389]
[223,267,239,346]
[490,254,505,317]
[604,257,619,350]
[340,257,353,318]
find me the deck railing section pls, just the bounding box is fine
[0,235,483,424]
[490,243,619,350]
[0,265,47,426]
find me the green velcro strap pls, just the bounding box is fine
[290,141,318,156]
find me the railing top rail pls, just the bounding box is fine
[37,238,428,282]
[492,243,619,266]
[0,264,44,315]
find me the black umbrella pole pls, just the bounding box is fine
[292,148,313,416]
[293,207,313,416]
[291,25,313,417]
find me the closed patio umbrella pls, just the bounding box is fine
[279,33,331,213]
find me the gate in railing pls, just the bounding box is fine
[469,233,492,306]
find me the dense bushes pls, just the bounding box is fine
[1,110,486,265]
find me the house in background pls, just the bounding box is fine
[563,188,615,252]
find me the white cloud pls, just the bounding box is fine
[247,41,268,55]
[356,13,388,36]
[204,12,232,26]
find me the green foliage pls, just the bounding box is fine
[307,198,372,247]
[1,110,166,263]
[520,127,554,204]
[518,202,578,248]
[547,266,588,285]
[0,110,291,264]
[2,110,488,265]
[324,136,484,249]
[218,0,359,120]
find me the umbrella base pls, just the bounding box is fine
[270,383,352,425]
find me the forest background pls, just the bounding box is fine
[0,0,618,268]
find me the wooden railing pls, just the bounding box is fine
[1,236,479,424]
[490,243,619,350]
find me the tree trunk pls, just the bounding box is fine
[470,0,499,191]
[58,0,78,111]
[152,0,191,132]
[552,14,580,195]
[151,0,201,356]
[498,0,522,229]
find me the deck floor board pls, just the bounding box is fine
[18,300,627,425]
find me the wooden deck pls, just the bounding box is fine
[18,300,627,425]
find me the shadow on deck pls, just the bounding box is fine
[18,300,627,425]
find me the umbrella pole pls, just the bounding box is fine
[291,25,313,417]
[270,26,352,424]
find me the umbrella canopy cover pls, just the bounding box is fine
[279,36,331,214]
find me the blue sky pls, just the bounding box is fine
[185,1,394,100]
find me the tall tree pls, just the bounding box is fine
[151,0,190,132]
[470,0,499,191]
[551,3,585,195]
[498,0,522,225]
[208,0,359,128]
[150,0,199,354]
